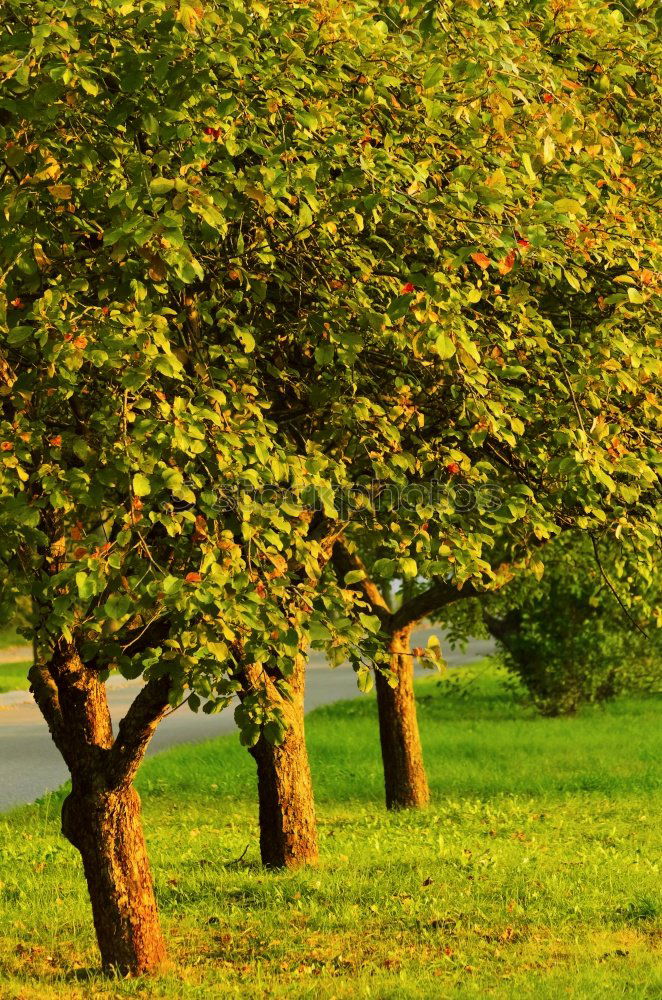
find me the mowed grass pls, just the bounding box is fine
[0,661,31,695]
[0,662,660,998]
[0,626,32,693]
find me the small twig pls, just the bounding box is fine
[225,844,249,866]
[162,692,192,718]
[560,356,586,434]
[590,534,648,638]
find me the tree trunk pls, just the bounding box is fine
[247,655,318,868]
[375,626,430,810]
[62,784,166,975]
[30,647,170,976]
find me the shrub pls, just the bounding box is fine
[482,537,661,715]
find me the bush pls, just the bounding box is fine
[482,537,661,716]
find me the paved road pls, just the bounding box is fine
[0,633,494,811]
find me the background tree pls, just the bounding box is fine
[481,534,661,716]
[205,0,661,821]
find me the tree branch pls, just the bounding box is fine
[481,606,521,646]
[28,663,75,770]
[331,539,391,625]
[106,672,173,788]
[390,578,480,632]
[590,533,649,638]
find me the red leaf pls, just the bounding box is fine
[470,252,491,270]
[185,572,202,583]
[498,250,516,275]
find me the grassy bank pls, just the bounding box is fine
[0,661,31,695]
[0,662,660,998]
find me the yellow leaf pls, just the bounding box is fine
[33,156,60,183]
[521,153,536,181]
[177,1,204,32]
[33,244,52,270]
[486,167,506,188]
[542,136,555,165]
[498,250,516,276]
[470,252,491,270]
[148,256,167,282]
[244,185,266,206]
[48,184,72,201]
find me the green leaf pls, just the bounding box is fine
[358,613,382,633]
[75,572,96,600]
[554,197,584,216]
[149,178,175,195]
[400,558,418,580]
[133,473,151,497]
[423,64,444,89]
[434,331,456,360]
[356,664,374,693]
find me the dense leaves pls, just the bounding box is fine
[0,0,660,732]
[481,534,661,715]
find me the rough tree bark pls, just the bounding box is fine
[62,784,165,973]
[375,625,430,809]
[332,539,478,812]
[235,519,348,868]
[242,654,318,868]
[30,645,170,975]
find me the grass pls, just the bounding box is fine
[0,624,32,694]
[0,661,660,998]
[0,661,31,695]
[0,625,28,651]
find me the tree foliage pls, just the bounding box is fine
[0,0,660,973]
[482,534,661,715]
[0,0,659,719]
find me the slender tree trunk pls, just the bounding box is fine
[62,784,166,975]
[246,655,318,867]
[375,626,430,810]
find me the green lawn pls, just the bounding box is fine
[0,626,27,651]
[0,661,31,694]
[0,624,32,694]
[0,662,660,998]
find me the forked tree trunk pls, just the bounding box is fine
[375,626,430,810]
[30,648,170,975]
[246,655,318,867]
[62,785,166,974]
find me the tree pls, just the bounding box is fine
[2,0,659,944]
[214,0,660,816]
[481,534,661,715]
[0,0,367,956]
[0,296,328,969]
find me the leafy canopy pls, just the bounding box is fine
[0,0,659,729]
